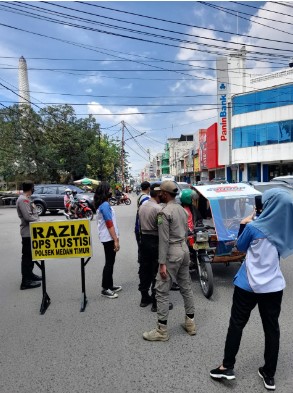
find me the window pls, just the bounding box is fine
[232,119,293,149]
[232,84,293,115]
[33,186,42,195]
[42,186,57,194]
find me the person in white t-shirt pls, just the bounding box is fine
[94,181,122,299]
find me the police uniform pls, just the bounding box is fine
[156,199,195,322]
[16,194,39,284]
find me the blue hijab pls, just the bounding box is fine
[251,188,293,258]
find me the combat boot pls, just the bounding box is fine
[183,316,196,335]
[143,323,169,341]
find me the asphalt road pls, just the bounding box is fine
[1,199,293,393]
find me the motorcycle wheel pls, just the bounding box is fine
[84,210,94,220]
[124,198,131,205]
[109,198,116,206]
[197,255,214,299]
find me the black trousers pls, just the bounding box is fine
[135,231,141,265]
[223,286,283,377]
[139,234,159,300]
[21,237,35,281]
[102,240,116,290]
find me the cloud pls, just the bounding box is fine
[78,75,104,85]
[185,104,217,124]
[87,101,145,126]
[85,88,92,93]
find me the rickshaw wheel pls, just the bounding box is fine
[197,256,214,299]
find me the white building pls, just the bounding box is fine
[231,69,293,181]
[216,48,293,182]
[168,135,194,181]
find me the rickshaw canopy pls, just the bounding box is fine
[193,183,262,242]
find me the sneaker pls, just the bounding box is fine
[101,289,118,299]
[210,366,235,380]
[183,315,196,336]
[20,280,41,290]
[258,367,275,390]
[111,285,122,293]
[143,323,169,341]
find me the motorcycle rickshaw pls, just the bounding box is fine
[188,183,262,299]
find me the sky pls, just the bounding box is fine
[0,1,293,176]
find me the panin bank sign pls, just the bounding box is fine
[216,57,230,166]
[219,83,227,143]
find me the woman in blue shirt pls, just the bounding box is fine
[94,182,122,299]
[210,188,293,391]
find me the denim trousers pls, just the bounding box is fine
[223,285,283,377]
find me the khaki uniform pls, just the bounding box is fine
[156,200,195,321]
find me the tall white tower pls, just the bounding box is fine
[18,56,30,105]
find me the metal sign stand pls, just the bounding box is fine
[80,257,91,312]
[35,260,51,315]
[35,257,91,315]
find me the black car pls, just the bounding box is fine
[31,184,95,215]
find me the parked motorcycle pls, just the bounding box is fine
[187,225,215,299]
[63,198,94,220]
[109,193,131,206]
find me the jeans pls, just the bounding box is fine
[139,234,159,300]
[21,237,35,281]
[102,241,116,290]
[223,286,283,377]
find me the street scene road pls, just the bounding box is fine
[1,199,293,393]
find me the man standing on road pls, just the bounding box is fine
[143,181,196,341]
[134,181,150,265]
[16,180,41,290]
[138,183,173,313]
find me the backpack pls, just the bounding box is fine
[134,194,150,235]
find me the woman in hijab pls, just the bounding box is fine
[210,188,293,391]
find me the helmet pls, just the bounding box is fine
[180,189,197,205]
[65,188,72,195]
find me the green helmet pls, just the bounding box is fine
[180,188,197,205]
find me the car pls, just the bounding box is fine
[31,184,95,215]
[251,181,293,197]
[271,175,293,186]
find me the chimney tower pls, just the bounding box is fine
[18,56,30,106]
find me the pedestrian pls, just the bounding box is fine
[134,181,150,264]
[138,183,173,312]
[143,180,196,341]
[210,188,293,391]
[16,180,41,290]
[94,181,122,299]
[115,186,122,205]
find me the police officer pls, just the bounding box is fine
[16,180,41,290]
[143,181,196,341]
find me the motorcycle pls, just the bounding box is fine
[63,198,94,220]
[187,226,215,299]
[109,193,131,206]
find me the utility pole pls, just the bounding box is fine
[121,120,125,187]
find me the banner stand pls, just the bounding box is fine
[35,260,51,315]
[80,257,91,312]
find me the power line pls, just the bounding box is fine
[200,2,293,37]
[1,2,292,62]
[78,1,293,43]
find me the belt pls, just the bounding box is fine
[169,240,186,246]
